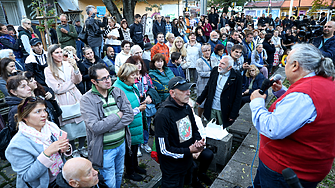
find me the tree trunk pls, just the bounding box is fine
[123,0,136,24]
[102,0,122,22]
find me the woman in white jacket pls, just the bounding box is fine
[115,40,131,74]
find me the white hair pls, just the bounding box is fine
[86,5,95,15]
[290,43,335,79]
[210,31,218,37]
[21,18,31,26]
[130,45,142,55]
[221,55,234,67]
[0,49,13,59]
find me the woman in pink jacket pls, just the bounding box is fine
[44,44,87,158]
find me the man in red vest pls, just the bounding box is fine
[249,43,335,188]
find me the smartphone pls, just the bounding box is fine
[59,131,68,152]
[68,51,73,59]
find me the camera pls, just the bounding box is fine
[298,24,323,42]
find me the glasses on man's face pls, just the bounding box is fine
[96,75,112,82]
[26,22,31,25]
[172,79,189,89]
[21,96,45,112]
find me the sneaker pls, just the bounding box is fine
[141,143,152,153]
[125,172,144,181]
[79,147,88,158]
[137,147,142,157]
[135,166,146,174]
[72,150,81,158]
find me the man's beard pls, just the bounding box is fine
[218,67,229,74]
[108,54,115,60]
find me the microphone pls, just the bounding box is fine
[259,74,282,95]
[282,168,303,188]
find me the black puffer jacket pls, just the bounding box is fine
[130,22,144,44]
[5,96,22,135]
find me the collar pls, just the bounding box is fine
[219,70,231,76]
[304,72,316,78]
[91,84,113,97]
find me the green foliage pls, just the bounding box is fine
[308,0,331,16]
[208,0,248,12]
[144,1,162,12]
[28,0,57,32]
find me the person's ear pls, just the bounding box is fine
[291,61,299,72]
[91,79,97,85]
[169,89,175,97]
[10,89,17,97]
[227,66,233,71]
[68,180,79,187]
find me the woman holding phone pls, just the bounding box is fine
[5,97,71,188]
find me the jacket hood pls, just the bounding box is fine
[158,95,189,110]
[167,60,177,68]
[56,172,73,188]
[5,96,23,106]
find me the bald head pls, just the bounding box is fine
[63,157,99,188]
[130,45,143,57]
[323,21,335,38]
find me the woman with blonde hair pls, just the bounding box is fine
[241,64,266,108]
[44,44,87,158]
[113,63,147,181]
[165,32,175,50]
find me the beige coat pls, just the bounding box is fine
[44,61,83,126]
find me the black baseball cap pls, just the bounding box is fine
[168,76,195,90]
[143,43,153,51]
[30,38,42,46]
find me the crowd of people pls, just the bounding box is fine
[1,4,335,188]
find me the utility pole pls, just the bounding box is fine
[289,0,294,17]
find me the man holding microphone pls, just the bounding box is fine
[249,44,335,188]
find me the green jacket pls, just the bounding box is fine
[113,78,143,145]
[149,67,175,102]
[56,24,78,49]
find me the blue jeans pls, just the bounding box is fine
[99,141,125,188]
[76,40,85,60]
[250,159,319,188]
[92,46,101,58]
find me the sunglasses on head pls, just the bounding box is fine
[172,79,189,89]
[21,96,45,112]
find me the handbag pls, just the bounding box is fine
[78,23,88,44]
[145,103,157,117]
[59,91,81,121]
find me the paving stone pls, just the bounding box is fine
[217,160,258,188]
[249,126,259,136]
[241,133,260,149]
[231,145,259,167]
[211,178,237,188]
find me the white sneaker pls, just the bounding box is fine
[141,143,152,153]
[137,147,142,157]
[79,147,88,158]
[72,150,81,158]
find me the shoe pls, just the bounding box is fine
[135,166,146,174]
[125,172,144,181]
[191,180,205,188]
[79,147,88,158]
[198,173,213,186]
[137,147,142,157]
[72,150,81,158]
[141,143,152,153]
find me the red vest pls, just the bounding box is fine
[260,76,335,182]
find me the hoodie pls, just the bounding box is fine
[25,49,48,86]
[167,60,185,78]
[154,96,202,174]
[5,96,22,135]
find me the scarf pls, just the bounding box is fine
[18,120,64,176]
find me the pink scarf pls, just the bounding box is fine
[18,120,64,176]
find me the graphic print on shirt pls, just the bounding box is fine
[176,115,192,143]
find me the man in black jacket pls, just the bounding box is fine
[85,5,107,58]
[153,14,166,43]
[130,14,144,49]
[155,76,206,188]
[197,56,242,128]
[208,7,219,30]
[312,21,335,63]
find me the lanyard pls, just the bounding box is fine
[201,57,212,70]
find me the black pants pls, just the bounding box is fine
[241,95,251,109]
[161,163,193,188]
[125,144,139,175]
[195,148,214,174]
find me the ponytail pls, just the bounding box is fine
[316,57,335,80]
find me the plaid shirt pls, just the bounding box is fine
[165,23,172,34]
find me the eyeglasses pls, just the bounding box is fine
[25,22,31,25]
[96,75,112,82]
[172,79,188,89]
[21,96,45,112]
